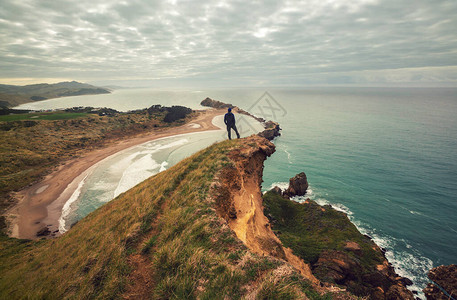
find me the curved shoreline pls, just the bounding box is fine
[7,109,225,240]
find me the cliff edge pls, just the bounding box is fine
[0,136,352,299]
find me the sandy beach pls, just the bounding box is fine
[7,108,226,240]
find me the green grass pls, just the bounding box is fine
[0,139,333,299]
[263,190,386,296]
[263,191,384,266]
[0,112,88,121]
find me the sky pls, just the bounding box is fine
[1,0,457,87]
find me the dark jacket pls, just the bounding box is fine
[224,112,235,126]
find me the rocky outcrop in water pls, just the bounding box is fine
[257,121,281,141]
[283,172,308,197]
[423,264,457,299]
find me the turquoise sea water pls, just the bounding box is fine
[257,88,457,296]
[17,87,457,296]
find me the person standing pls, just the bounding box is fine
[224,107,240,140]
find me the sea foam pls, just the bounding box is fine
[59,173,89,233]
[290,186,432,299]
[113,139,189,198]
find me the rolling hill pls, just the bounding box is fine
[0,81,110,107]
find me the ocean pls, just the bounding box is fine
[16,87,457,297]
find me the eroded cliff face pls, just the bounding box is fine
[423,264,457,300]
[211,135,319,285]
[210,133,418,299]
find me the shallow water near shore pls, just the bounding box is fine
[19,87,457,298]
[60,131,222,232]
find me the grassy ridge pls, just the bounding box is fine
[0,140,328,299]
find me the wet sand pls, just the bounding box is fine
[7,109,225,239]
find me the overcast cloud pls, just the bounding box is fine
[1,0,456,87]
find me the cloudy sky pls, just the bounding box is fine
[1,0,457,87]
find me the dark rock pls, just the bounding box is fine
[396,276,413,286]
[364,234,373,240]
[228,204,237,219]
[283,172,308,197]
[313,250,415,299]
[424,264,457,300]
[312,250,361,284]
[36,226,51,237]
[386,284,415,300]
[371,287,385,300]
[362,271,391,289]
[423,284,446,300]
[270,186,283,195]
[257,121,281,141]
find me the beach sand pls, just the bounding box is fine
[7,108,226,240]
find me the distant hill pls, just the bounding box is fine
[0,81,110,107]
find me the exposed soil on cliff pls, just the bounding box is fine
[212,135,319,286]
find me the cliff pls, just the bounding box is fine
[0,91,425,299]
[1,136,356,299]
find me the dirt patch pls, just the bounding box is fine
[123,254,154,299]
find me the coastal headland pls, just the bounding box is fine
[1,97,452,299]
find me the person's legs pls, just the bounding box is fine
[232,125,240,138]
[227,125,232,140]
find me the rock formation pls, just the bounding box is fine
[257,121,281,141]
[424,264,457,299]
[312,249,414,299]
[264,178,415,299]
[283,172,309,197]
